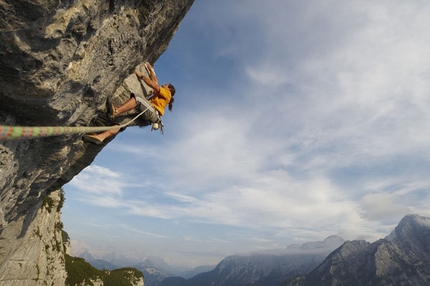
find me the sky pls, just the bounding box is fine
[62,0,430,269]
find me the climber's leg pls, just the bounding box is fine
[109,97,138,119]
[83,127,121,145]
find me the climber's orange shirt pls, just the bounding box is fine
[149,87,171,116]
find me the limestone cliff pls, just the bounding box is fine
[0,0,194,285]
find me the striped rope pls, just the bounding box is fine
[0,110,145,141]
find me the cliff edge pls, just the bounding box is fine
[0,0,194,284]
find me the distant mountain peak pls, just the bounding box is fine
[287,214,430,286]
[159,235,345,286]
[387,214,430,241]
[398,214,430,228]
[323,235,344,242]
[300,235,345,251]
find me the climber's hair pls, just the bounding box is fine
[168,84,176,96]
[168,84,176,111]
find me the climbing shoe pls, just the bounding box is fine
[82,134,103,145]
[107,99,116,119]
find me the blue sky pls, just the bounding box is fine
[62,0,430,268]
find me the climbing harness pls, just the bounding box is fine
[0,109,147,141]
[151,111,165,134]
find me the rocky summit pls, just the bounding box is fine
[286,214,430,286]
[0,0,194,285]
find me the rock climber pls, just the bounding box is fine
[82,62,176,145]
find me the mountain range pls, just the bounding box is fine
[156,214,430,286]
[158,235,345,286]
[77,214,430,286]
[285,214,430,286]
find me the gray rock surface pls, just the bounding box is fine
[287,214,430,286]
[0,0,194,285]
[0,190,67,285]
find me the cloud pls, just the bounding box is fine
[360,193,411,221]
[72,159,361,238]
[246,64,295,87]
[119,224,165,239]
[68,165,124,196]
[83,195,126,208]
[183,236,230,244]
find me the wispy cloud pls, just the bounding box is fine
[183,236,231,244]
[119,224,166,239]
[68,165,124,196]
[360,193,412,220]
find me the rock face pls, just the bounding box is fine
[0,0,194,285]
[287,214,430,286]
[0,189,67,285]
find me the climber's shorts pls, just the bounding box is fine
[130,93,158,123]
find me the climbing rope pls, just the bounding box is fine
[0,110,146,141]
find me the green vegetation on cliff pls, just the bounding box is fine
[65,254,143,286]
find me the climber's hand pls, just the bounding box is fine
[135,70,143,78]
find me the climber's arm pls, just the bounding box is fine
[145,62,159,85]
[135,69,160,95]
[141,76,160,94]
